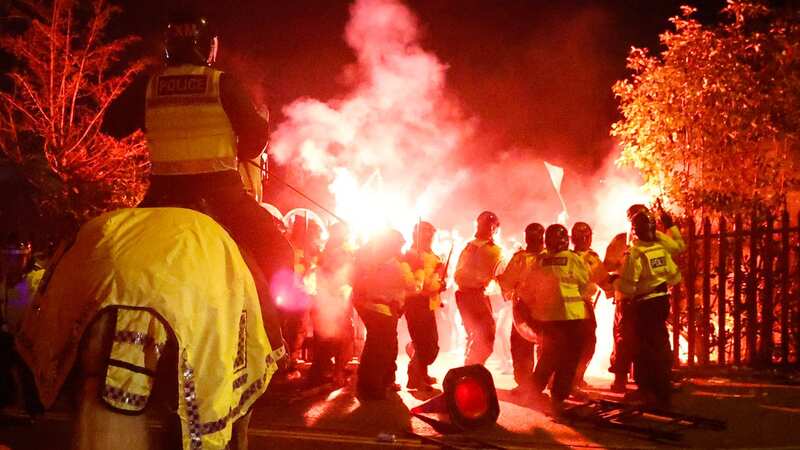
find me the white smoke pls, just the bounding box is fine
[271,0,471,231]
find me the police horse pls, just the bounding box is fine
[6,208,283,450]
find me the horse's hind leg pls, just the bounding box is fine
[228,409,253,450]
[72,311,151,450]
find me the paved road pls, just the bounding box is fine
[3,352,800,449]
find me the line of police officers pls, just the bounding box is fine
[349,206,682,412]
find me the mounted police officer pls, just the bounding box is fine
[134,11,293,354]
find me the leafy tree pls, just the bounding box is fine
[612,1,800,216]
[0,0,149,225]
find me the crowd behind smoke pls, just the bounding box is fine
[267,0,651,376]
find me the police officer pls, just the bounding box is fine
[284,217,323,371]
[454,211,503,365]
[131,12,292,351]
[571,222,607,390]
[617,212,681,408]
[527,224,590,413]
[607,204,683,392]
[497,223,544,394]
[353,230,420,400]
[404,221,445,390]
[309,222,356,387]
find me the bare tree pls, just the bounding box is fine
[0,0,149,225]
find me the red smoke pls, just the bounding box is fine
[269,0,655,377]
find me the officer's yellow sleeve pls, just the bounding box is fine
[488,245,504,276]
[400,261,422,294]
[656,226,686,255]
[420,254,443,295]
[572,253,591,297]
[617,249,641,297]
[413,268,426,292]
[663,252,683,286]
[453,245,471,288]
[497,252,523,294]
[428,272,443,293]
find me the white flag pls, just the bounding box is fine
[544,161,564,192]
[544,161,568,224]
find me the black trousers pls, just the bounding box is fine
[455,290,495,365]
[405,295,439,378]
[309,306,354,381]
[281,309,309,362]
[532,319,588,403]
[609,299,635,378]
[510,325,536,388]
[632,296,672,404]
[576,308,597,384]
[355,306,399,397]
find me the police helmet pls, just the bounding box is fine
[524,223,544,251]
[626,204,649,223]
[545,224,570,253]
[631,211,657,242]
[164,11,218,66]
[477,211,500,228]
[571,222,592,251]
[413,221,436,239]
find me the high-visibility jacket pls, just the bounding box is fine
[497,249,539,301]
[658,225,686,254]
[145,64,237,175]
[405,248,445,310]
[617,239,681,301]
[454,238,503,291]
[525,250,590,322]
[604,225,685,273]
[16,208,281,450]
[352,257,420,317]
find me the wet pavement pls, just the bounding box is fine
[3,351,800,449]
[249,352,800,449]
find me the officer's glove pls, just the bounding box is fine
[276,341,291,372]
[660,211,674,228]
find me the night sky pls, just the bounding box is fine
[108,0,748,174]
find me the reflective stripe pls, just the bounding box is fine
[102,309,167,413]
[146,96,219,107]
[1,248,31,255]
[559,282,581,300]
[266,345,286,368]
[564,298,587,320]
[363,302,393,317]
[150,156,238,175]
